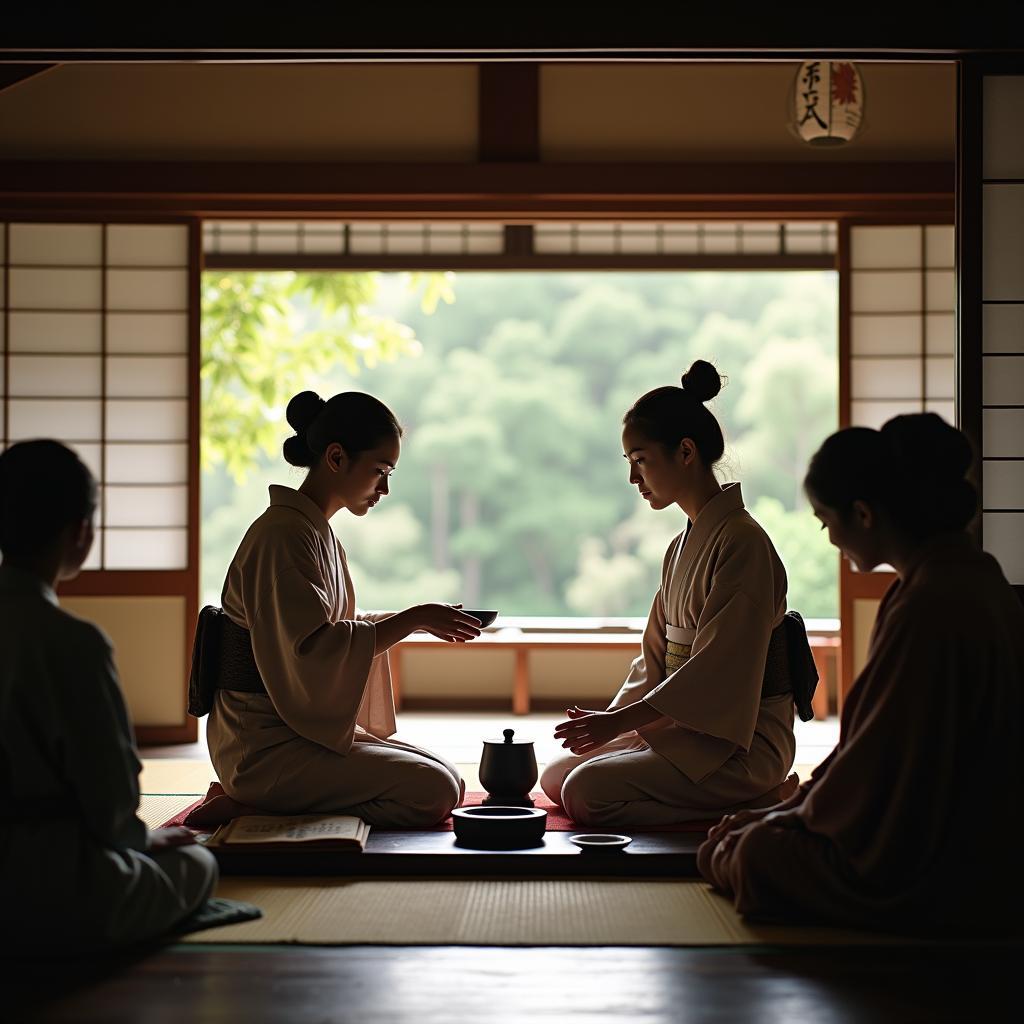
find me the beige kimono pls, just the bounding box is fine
[207,486,463,828]
[542,483,796,827]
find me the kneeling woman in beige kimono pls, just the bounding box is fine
[1,442,216,950]
[208,391,481,827]
[542,360,798,828]
[699,415,1024,933]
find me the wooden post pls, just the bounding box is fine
[513,648,530,715]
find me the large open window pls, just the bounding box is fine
[200,267,840,625]
[198,220,845,713]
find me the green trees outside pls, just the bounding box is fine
[201,270,839,619]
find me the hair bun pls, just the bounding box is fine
[881,413,977,531]
[286,391,326,434]
[680,359,723,403]
[881,413,972,483]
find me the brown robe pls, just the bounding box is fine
[706,533,1024,933]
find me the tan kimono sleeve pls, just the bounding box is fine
[248,537,377,755]
[643,531,778,755]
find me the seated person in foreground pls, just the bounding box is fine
[0,441,217,951]
[542,361,799,828]
[207,390,481,828]
[699,414,1024,933]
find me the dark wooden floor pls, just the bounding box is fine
[7,943,1019,1023]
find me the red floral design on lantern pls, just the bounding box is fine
[832,63,858,106]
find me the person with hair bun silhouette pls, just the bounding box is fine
[206,391,481,828]
[699,413,1024,933]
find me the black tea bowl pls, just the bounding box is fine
[462,609,498,627]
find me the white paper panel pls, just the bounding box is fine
[781,222,837,254]
[925,270,956,313]
[105,400,187,441]
[104,528,187,570]
[851,358,922,400]
[983,356,1024,405]
[106,225,188,267]
[106,313,188,354]
[348,224,404,254]
[849,400,919,430]
[983,461,1024,509]
[9,268,103,310]
[983,409,1024,457]
[105,485,187,527]
[9,224,102,266]
[924,400,956,424]
[298,225,346,254]
[8,312,102,353]
[738,225,782,254]
[7,399,102,440]
[703,226,743,254]
[105,443,188,484]
[106,270,188,311]
[106,356,187,398]
[254,224,301,254]
[983,513,1024,584]
[983,304,1024,354]
[659,229,702,255]
[925,313,956,355]
[851,226,921,269]
[427,227,477,254]
[8,355,102,397]
[925,356,955,400]
[465,228,505,254]
[983,76,1024,179]
[205,227,253,254]
[851,271,922,313]
[983,185,1024,301]
[925,225,955,269]
[851,314,921,356]
[0,223,5,263]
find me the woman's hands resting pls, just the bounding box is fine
[553,701,665,755]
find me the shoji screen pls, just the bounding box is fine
[849,224,956,428]
[981,76,1024,590]
[1,220,199,743]
[839,220,955,699]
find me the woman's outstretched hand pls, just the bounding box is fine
[416,603,483,643]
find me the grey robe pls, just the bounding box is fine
[0,564,216,950]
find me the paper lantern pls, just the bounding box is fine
[793,61,864,146]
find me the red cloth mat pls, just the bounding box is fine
[159,783,716,834]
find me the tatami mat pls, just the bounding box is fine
[140,795,200,829]
[182,877,907,947]
[140,761,821,801]
[140,759,213,796]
